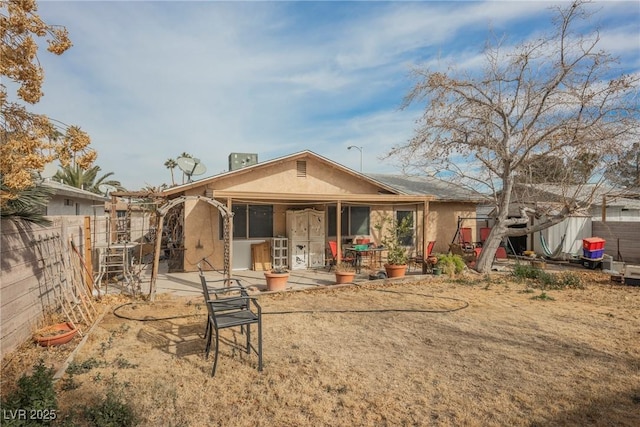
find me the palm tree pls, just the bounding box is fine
[53,164,124,195]
[0,176,53,225]
[164,158,177,186]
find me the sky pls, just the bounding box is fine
[22,0,640,191]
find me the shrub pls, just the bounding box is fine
[513,265,584,290]
[83,376,137,427]
[1,360,58,426]
[436,253,465,276]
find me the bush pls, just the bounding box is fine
[1,360,58,426]
[83,376,137,427]
[513,264,584,290]
[436,253,465,276]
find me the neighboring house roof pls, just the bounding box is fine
[41,180,108,202]
[514,183,640,210]
[366,173,485,202]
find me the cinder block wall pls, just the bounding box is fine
[0,216,106,361]
[592,221,640,263]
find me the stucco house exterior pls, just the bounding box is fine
[41,180,107,216]
[160,151,484,272]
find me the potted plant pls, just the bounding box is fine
[264,266,289,291]
[375,215,411,278]
[334,262,356,285]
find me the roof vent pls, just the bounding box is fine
[228,153,258,171]
[297,160,307,177]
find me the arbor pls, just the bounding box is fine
[389,1,639,272]
[0,0,95,207]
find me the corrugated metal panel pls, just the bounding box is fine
[535,217,592,258]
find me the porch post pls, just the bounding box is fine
[149,210,164,301]
[227,198,233,278]
[422,200,429,274]
[336,200,342,263]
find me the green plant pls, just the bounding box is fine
[60,375,80,391]
[513,265,585,290]
[114,354,138,369]
[531,292,555,301]
[83,375,137,427]
[436,253,466,276]
[375,215,412,265]
[270,265,289,274]
[1,360,58,425]
[66,357,105,375]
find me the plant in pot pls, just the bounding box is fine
[264,265,289,291]
[334,262,356,285]
[375,215,411,278]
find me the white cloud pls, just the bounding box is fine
[19,0,638,190]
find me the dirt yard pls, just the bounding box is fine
[2,271,639,426]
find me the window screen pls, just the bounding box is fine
[350,207,370,235]
[396,210,414,246]
[248,205,273,238]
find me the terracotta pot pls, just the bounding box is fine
[334,271,355,284]
[34,322,78,347]
[384,264,407,278]
[264,272,289,291]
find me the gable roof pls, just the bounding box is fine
[161,150,483,204]
[162,150,401,197]
[366,173,485,202]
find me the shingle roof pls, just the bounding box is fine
[366,174,484,202]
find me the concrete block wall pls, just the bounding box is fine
[0,216,106,361]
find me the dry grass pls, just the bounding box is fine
[2,272,640,426]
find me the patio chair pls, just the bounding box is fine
[326,240,355,271]
[408,241,435,272]
[198,270,262,376]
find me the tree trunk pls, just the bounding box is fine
[475,222,508,273]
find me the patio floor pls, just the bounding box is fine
[98,261,435,298]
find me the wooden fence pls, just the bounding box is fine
[592,221,640,264]
[0,216,106,361]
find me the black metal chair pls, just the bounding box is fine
[198,269,262,376]
[197,263,250,335]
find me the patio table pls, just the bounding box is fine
[344,246,385,273]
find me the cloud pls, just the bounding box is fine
[21,1,639,190]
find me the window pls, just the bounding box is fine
[248,205,273,238]
[327,206,370,236]
[220,204,273,239]
[396,210,414,246]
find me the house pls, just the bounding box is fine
[159,151,484,272]
[41,179,107,216]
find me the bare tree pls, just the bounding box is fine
[389,1,639,272]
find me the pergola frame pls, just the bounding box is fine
[149,195,233,301]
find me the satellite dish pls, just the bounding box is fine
[176,157,207,182]
[98,184,117,196]
[39,162,59,180]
